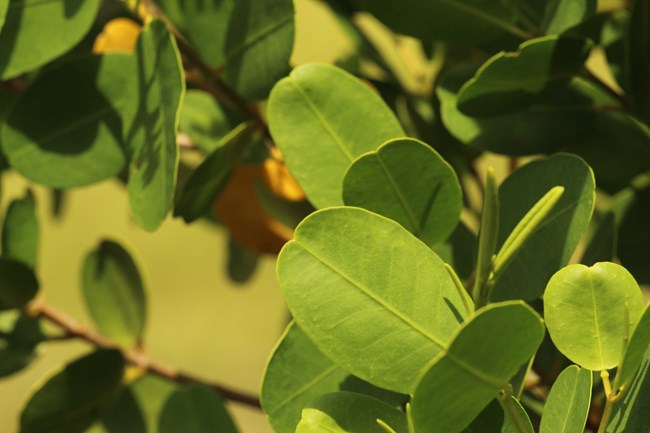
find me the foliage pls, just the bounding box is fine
[0,0,648,433]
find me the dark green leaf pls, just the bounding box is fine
[82,239,147,348]
[432,222,476,282]
[0,257,38,310]
[605,347,650,433]
[615,303,650,393]
[0,310,43,377]
[20,349,125,433]
[227,237,259,284]
[89,388,146,433]
[601,11,628,87]
[0,0,99,79]
[2,191,38,268]
[627,0,650,122]
[539,366,592,433]
[457,36,592,117]
[0,0,8,33]
[158,385,239,433]
[253,180,315,230]
[618,181,650,284]
[542,0,596,35]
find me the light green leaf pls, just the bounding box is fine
[278,207,467,393]
[296,392,407,433]
[0,257,38,310]
[540,365,592,433]
[159,385,239,433]
[82,239,147,348]
[358,0,518,43]
[542,0,596,35]
[605,347,650,433]
[411,302,544,433]
[174,122,255,223]
[0,0,99,79]
[544,262,644,370]
[473,167,499,307]
[261,322,349,433]
[491,154,595,301]
[615,303,650,392]
[269,64,404,209]
[20,349,125,433]
[1,54,131,187]
[342,138,462,247]
[223,0,295,100]
[0,310,43,377]
[457,36,592,117]
[0,0,8,33]
[179,89,239,153]
[2,191,39,268]
[126,19,185,232]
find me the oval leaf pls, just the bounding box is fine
[0,311,43,377]
[411,302,544,433]
[278,207,467,393]
[82,239,147,348]
[544,262,644,370]
[540,365,592,433]
[2,192,39,268]
[343,138,462,246]
[0,257,38,310]
[158,385,239,433]
[268,64,405,209]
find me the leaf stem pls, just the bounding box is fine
[472,167,499,307]
[497,387,531,433]
[28,298,262,409]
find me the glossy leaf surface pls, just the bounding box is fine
[82,240,147,348]
[0,257,38,310]
[159,385,239,433]
[544,262,644,370]
[411,302,544,433]
[539,365,592,433]
[269,64,404,209]
[343,138,462,246]
[278,207,466,393]
[2,192,39,268]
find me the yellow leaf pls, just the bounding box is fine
[262,147,305,202]
[93,18,141,54]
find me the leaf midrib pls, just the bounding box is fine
[269,364,340,414]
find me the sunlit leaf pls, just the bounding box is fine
[539,365,592,433]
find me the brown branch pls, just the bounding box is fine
[29,299,262,409]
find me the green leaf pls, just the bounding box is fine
[627,0,650,122]
[491,154,595,301]
[342,138,462,247]
[1,54,131,187]
[0,0,99,79]
[358,0,519,43]
[278,207,467,393]
[223,0,295,100]
[0,310,43,377]
[87,387,146,433]
[2,191,39,268]
[0,257,38,310]
[601,11,628,88]
[617,181,650,284]
[0,0,8,33]
[473,167,499,307]
[253,180,315,230]
[20,349,125,433]
[539,365,592,433]
[174,122,255,223]
[226,237,259,284]
[462,399,532,433]
[126,19,185,232]
[605,347,650,433]
[432,222,476,282]
[615,303,650,392]
[499,396,534,433]
[82,239,147,348]
[262,322,349,433]
[296,392,407,433]
[159,385,239,433]
[544,262,644,370]
[457,36,592,117]
[542,0,596,35]
[269,64,404,209]
[411,302,544,433]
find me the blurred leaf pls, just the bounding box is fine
[343,138,462,247]
[0,0,7,33]
[618,181,650,283]
[174,122,255,223]
[88,387,146,433]
[627,0,650,122]
[158,385,239,433]
[278,207,467,393]
[20,349,125,433]
[605,347,650,433]
[269,64,404,209]
[0,310,43,377]
[253,180,313,230]
[542,0,596,35]
[0,0,99,79]
[544,262,644,370]
[50,188,66,220]
[0,257,38,310]
[2,191,39,268]
[82,239,147,348]
[226,237,259,284]
[601,11,628,87]
[126,19,185,232]
[539,365,592,433]
[491,154,595,301]
[615,303,650,393]
[1,54,131,187]
[411,302,544,433]
[93,18,141,54]
[457,36,592,117]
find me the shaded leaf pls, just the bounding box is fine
[0,310,43,377]
[618,181,650,284]
[539,365,592,433]
[0,257,38,310]
[158,385,239,433]
[2,191,39,268]
[627,0,650,122]
[226,237,259,284]
[605,347,650,433]
[601,11,628,87]
[432,222,476,282]
[542,0,596,35]
[615,303,650,392]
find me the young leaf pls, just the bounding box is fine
[1,54,132,187]
[261,322,349,433]
[614,303,650,393]
[542,0,596,35]
[0,257,38,310]
[126,19,185,232]
[296,392,407,433]
[268,64,404,209]
[411,302,545,433]
[473,167,499,306]
[0,311,43,377]
[544,262,644,370]
[342,138,462,247]
[20,349,125,433]
[278,207,467,393]
[0,0,99,79]
[539,365,592,433]
[158,385,239,433]
[457,36,592,117]
[82,239,147,348]
[2,192,39,268]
